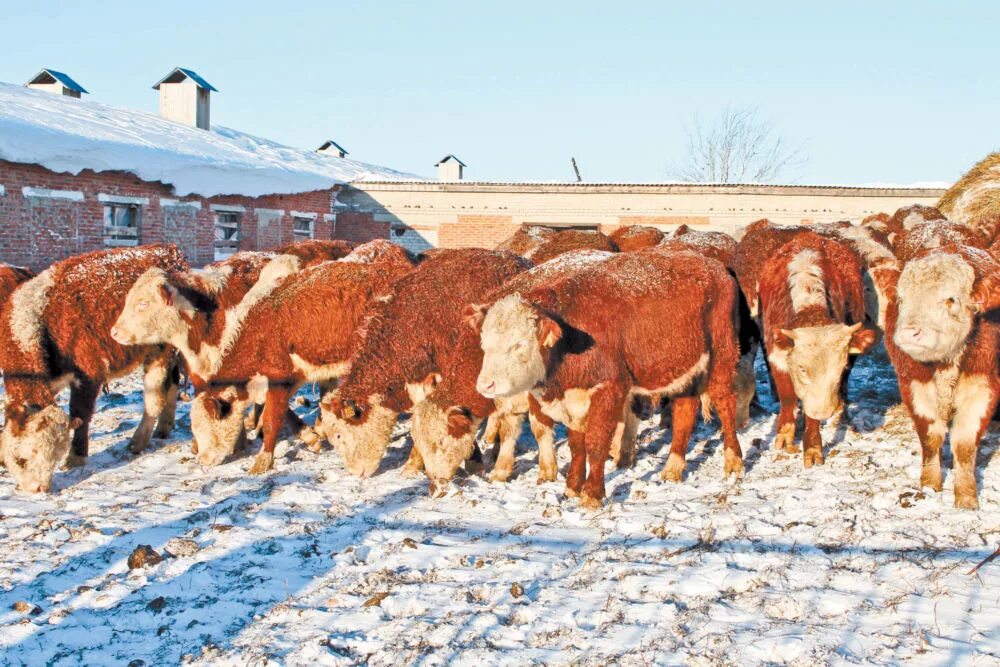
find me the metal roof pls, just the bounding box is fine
[435,154,467,167]
[26,68,88,94]
[317,140,349,155]
[151,67,218,92]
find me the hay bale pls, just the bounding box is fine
[938,152,1000,241]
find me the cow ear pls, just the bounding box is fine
[202,397,221,420]
[422,372,441,393]
[159,283,175,306]
[538,317,562,348]
[462,304,488,333]
[972,273,1000,314]
[774,329,796,349]
[849,326,877,355]
[446,406,474,437]
[340,399,364,423]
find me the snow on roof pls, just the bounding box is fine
[0,82,421,198]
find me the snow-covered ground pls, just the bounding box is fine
[1,351,999,665]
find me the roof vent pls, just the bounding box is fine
[152,67,217,130]
[317,140,349,158]
[436,154,466,181]
[25,69,88,98]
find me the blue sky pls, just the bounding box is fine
[3,1,997,183]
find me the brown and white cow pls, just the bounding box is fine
[317,248,532,477]
[886,244,1000,509]
[189,240,416,473]
[893,219,988,263]
[753,233,876,464]
[0,245,187,493]
[409,250,618,490]
[609,225,664,252]
[473,248,744,508]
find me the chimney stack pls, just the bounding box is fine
[25,69,88,98]
[436,154,466,181]
[152,67,217,130]
[317,140,349,158]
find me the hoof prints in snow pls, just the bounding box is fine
[0,357,999,665]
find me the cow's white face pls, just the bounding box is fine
[410,399,479,490]
[189,391,249,466]
[112,268,186,346]
[894,254,976,363]
[318,394,397,478]
[1,405,73,493]
[772,323,873,420]
[476,295,558,398]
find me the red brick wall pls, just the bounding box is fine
[0,160,339,270]
[333,211,390,244]
[437,215,516,248]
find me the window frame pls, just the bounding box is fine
[102,203,142,247]
[292,215,315,242]
[213,211,242,260]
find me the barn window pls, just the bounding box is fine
[292,215,315,241]
[214,211,241,260]
[103,204,141,247]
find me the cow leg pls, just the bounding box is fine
[913,418,945,493]
[245,402,264,438]
[949,377,996,509]
[129,356,175,454]
[490,410,524,482]
[613,402,639,470]
[564,429,587,498]
[579,386,626,508]
[660,396,699,482]
[65,380,100,467]
[529,396,557,483]
[710,389,744,478]
[249,385,294,475]
[481,412,501,460]
[400,443,425,477]
[772,370,799,453]
[802,416,824,468]
[153,355,181,438]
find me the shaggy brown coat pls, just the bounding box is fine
[609,225,664,252]
[893,219,988,263]
[528,230,619,264]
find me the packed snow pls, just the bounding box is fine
[0,83,421,198]
[0,350,998,665]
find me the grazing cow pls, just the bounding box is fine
[755,233,876,464]
[886,244,1000,509]
[609,225,664,252]
[190,240,416,473]
[317,248,532,477]
[0,245,187,493]
[410,250,618,490]
[527,229,619,264]
[937,152,1000,243]
[495,224,558,257]
[893,219,988,263]
[473,248,744,508]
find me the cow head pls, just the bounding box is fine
[410,398,481,493]
[111,268,187,347]
[893,252,1000,363]
[476,294,561,398]
[318,393,398,478]
[772,322,875,420]
[1,404,80,493]
[189,388,249,466]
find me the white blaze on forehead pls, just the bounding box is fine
[898,254,975,304]
[1,405,72,493]
[478,294,550,397]
[787,249,825,312]
[482,294,539,349]
[777,324,857,420]
[895,253,975,362]
[10,267,55,355]
[902,210,930,230]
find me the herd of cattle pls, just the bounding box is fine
[0,201,998,511]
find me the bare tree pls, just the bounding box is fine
[672,107,804,184]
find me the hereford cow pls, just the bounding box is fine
[609,225,664,252]
[275,239,354,263]
[0,245,187,493]
[527,229,619,264]
[886,244,1000,509]
[754,233,876,464]
[893,219,988,263]
[317,248,532,477]
[472,248,744,508]
[189,241,416,473]
[494,225,558,257]
[409,250,618,490]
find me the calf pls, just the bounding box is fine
[474,248,744,508]
[893,219,987,263]
[527,229,619,264]
[190,241,417,473]
[886,244,1000,509]
[609,225,664,252]
[318,248,532,477]
[495,224,558,257]
[757,233,876,464]
[410,250,618,489]
[0,245,187,493]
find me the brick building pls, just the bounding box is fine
[0,73,412,270]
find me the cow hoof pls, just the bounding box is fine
[615,452,636,470]
[153,422,174,438]
[127,440,148,456]
[246,429,261,441]
[578,493,603,511]
[803,449,824,468]
[299,427,322,453]
[191,440,199,455]
[64,454,86,469]
[563,485,580,498]
[724,452,744,479]
[489,469,512,483]
[920,466,943,493]
[400,463,424,478]
[774,425,797,453]
[536,466,557,484]
[248,452,274,476]
[955,493,980,510]
[659,453,686,483]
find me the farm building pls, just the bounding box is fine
[0,72,414,270]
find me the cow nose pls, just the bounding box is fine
[479,380,496,395]
[903,327,922,341]
[110,327,119,339]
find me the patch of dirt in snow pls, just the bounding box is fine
[1,352,999,665]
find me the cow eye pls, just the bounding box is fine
[514,340,527,351]
[137,300,150,312]
[944,297,956,308]
[15,457,27,468]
